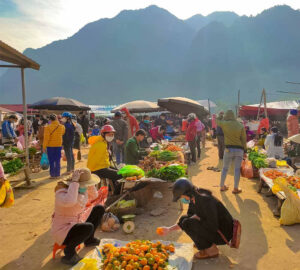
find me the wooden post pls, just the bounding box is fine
[257,90,264,120]
[21,68,31,185]
[237,89,240,117]
[263,88,268,118]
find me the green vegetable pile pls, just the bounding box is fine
[149,150,178,161]
[117,165,145,178]
[29,147,37,157]
[147,164,187,182]
[2,158,24,174]
[247,149,268,169]
[11,147,23,154]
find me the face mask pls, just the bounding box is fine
[144,120,150,124]
[105,135,114,142]
[38,120,42,125]
[79,187,87,194]
[61,118,67,123]
[180,198,190,204]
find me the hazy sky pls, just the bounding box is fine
[0,0,299,52]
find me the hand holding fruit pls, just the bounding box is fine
[156,226,170,236]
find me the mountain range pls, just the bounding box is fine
[1,5,300,105]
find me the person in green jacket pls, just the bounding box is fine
[125,129,148,165]
[216,110,246,194]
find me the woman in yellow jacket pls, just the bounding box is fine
[43,114,65,178]
[87,125,122,194]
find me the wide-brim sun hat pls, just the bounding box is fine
[288,134,300,144]
[62,168,100,187]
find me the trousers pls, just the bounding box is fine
[217,135,225,159]
[63,205,105,258]
[188,140,197,163]
[113,142,125,165]
[64,144,75,172]
[196,135,201,158]
[47,147,62,177]
[178,215,229,250]
[92,168,122,194]
[220,148,244,189]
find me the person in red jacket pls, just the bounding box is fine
[120,108,139,138]
[257,114,269,135]
[186,113,197,164]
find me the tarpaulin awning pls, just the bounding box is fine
[30,97,90,111]
[158,97,208,117]
[240,100,299,117]
[111,100,162,113]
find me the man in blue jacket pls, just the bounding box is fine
[1,115,18,144]
[62,112,75,174]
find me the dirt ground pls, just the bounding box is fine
[1,142,300,270]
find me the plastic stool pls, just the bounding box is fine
[52,243,81,259]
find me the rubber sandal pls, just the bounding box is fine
[207,167,214,170]
[213,168,221,172]
[194,251,219,260]
[232,189,242,194]
[220,186,229,192]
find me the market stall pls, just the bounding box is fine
[242,142,300,224]
[0,40,40,186]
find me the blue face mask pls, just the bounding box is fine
[144,120,150,124]
[180,198,190,204]
[79,187,87,194]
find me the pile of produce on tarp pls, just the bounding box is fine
[2,158,24,174]
[71,239,194,270]
[138,144,187,182]
[147,164,187,182]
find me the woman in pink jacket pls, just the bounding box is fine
[51,168,104,266]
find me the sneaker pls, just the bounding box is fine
[85,237,100,247]
[61,254,82,266]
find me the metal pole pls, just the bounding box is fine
[208,99,211,115]
[21,68,31,185]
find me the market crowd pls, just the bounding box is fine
[1,106,300,265]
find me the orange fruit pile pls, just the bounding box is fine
[102,240,175,270]
[264,169,287,180]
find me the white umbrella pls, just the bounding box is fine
[111,100,161,113]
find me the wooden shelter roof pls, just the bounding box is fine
[0,40,40,70]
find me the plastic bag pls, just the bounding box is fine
[0,180,14,208]
[101,212,120,232]
[40,153,49,170]
[117,165,145,178]
[80,133,86,144]
[241,159,253,179]
[279,181,300,225]
[272,177,287,194]
[72,258,98,270]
